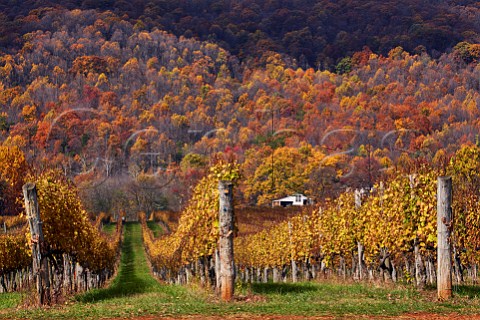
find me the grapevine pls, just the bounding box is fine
[142,161,240,277]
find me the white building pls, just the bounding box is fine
[272,193,313,207]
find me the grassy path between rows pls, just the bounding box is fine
[3,222,480,319]
[2,222,209,319]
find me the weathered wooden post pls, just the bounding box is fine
[355,189,364,280]
[23,183,51,305]
[218,180,235,301]
[437,176,452,300]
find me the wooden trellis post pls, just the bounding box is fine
[437,176,452,300]
[355,188,364,280]
[218,180,235,301]
[23,183,51,305]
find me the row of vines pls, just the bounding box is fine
[141,161,240,286]
[0,146,123,303]
[236,145,480,286]
[143,145,480,288]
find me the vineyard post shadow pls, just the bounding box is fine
[23,182,51,305]
[437,176,452,300]
[218,180,235,301]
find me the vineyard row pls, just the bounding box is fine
[0,170,123,304]
[142,147,480,288]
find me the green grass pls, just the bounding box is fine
[0,292,24,309]
[3,223,480,319]
[146,221,163,237]
[101,223,116,235]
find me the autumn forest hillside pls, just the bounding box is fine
[1,5,480,216]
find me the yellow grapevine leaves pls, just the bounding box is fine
[142,161,240,272]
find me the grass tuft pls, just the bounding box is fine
[146,221,163,238]
[101,223,117,235]
[0,292,24,309]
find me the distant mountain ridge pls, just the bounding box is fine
[1,0,480,67]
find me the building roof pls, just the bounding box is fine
[273,194,310,202]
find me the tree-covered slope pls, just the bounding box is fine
[2,9,480,209]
